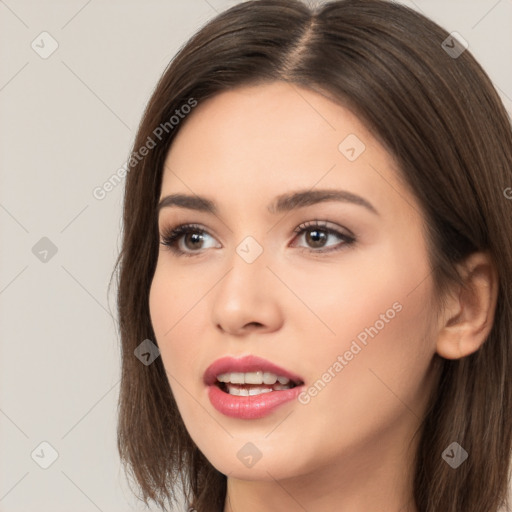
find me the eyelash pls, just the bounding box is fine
[159,221,356,257]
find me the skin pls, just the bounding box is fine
[149,82,497,512]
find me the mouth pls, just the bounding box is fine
[215,371,303,396]
[204,354,304,389]
[204,355,305,419]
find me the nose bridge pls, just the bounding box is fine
[218,237,269,307]
[211,234,283,334]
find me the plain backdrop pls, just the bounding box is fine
[0,0,511,511]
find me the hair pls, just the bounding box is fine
[114,1,512,511]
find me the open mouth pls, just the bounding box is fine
[215,371,303,396]
[205,357,305,418]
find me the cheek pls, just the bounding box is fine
[277,236,434,355]
[290,243,436,442]
[148,267,204,435]
[283,228,433,371]
[148,262,204,377]
[299,290,434,459]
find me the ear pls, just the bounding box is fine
[436,252,498,360]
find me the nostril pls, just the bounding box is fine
[245,321,263,328]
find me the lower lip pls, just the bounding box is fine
[207,384,303,419]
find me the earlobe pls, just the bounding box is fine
[435,252,498,360]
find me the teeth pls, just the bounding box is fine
[225,384,276,396]
[273,384,291,390]
[248,386,273,396]
[245,371,263,384]
[263,372,277,385]
[230,372,245,384]
[217,371,293,385]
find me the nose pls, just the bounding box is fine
[211,250,284,336]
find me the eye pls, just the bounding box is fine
[160,220,355,257]
[160,223,220,256]
[291,220,355,253]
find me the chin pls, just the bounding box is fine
[196,437,312,482]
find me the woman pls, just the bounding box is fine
[115,1,512,511]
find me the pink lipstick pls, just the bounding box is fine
[204,355,304,419]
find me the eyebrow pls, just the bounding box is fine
[157,189,378,216]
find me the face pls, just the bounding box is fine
[149,82,440,483]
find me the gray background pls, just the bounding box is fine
[0,0,511,511]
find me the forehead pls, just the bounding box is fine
[165,81,374,169]
[160,82,416,221]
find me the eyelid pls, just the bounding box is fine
[292,220,355,239]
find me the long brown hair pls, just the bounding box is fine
[114,1,512,510]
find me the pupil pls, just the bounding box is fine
[186,233,203,249]
[307,229,326,248]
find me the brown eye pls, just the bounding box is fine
[183,232,205,250]
[293,221,355,253]
[305,229,328,248]
[160,224,220,256]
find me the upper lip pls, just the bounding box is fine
[203,355,304,386]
